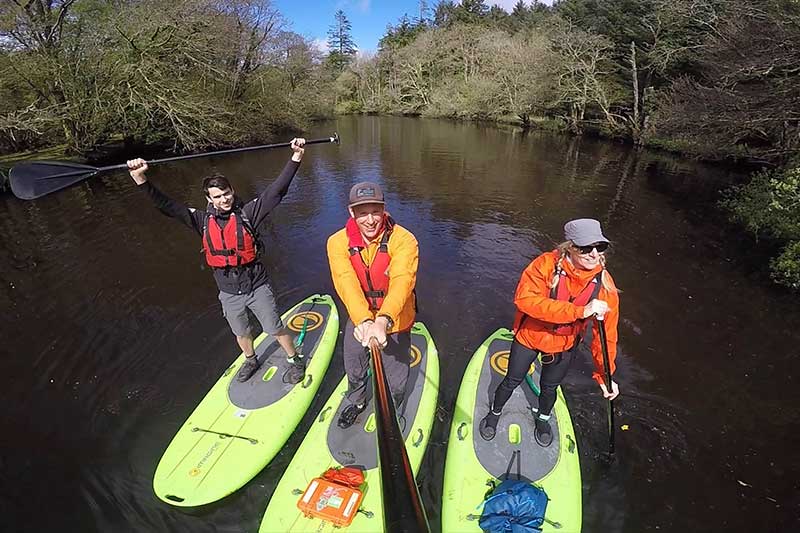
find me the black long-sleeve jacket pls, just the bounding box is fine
[139,159,300,294]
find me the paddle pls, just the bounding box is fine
[368,338,430,533]
[9,133,340,200]
[595,315,615,456]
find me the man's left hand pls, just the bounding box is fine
[363,316,390,348]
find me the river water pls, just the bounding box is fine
[1,116,797,532]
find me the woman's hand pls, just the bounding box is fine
[599,380,619,400]
[582,299,609,319]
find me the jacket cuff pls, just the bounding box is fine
[354,313,374,325]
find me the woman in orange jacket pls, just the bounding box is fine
[479,218,620,446]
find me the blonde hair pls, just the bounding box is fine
[552,241,619,293]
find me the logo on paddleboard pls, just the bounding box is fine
[288,311,324,333]
[409,345,422,368]
[190,441,222,477]
[489,350,536,377]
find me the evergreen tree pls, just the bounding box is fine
[327,9,357,72]
[417,0,430,26]
[511,0,528,19]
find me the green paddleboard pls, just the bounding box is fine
[153,294,339,507]
[259,321,439,532]
[442,328,582,532]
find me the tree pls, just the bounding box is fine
[416,0,430,26]
[327,9,357,72]
[217,0,285,103]
[547,19,626,132]
[379,15,426,51]
[652,0,800,162]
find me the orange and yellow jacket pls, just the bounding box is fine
[327,222,418,333]
[513,250,620,385]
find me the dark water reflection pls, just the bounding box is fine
[1,116,797,532]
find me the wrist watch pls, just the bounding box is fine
[378,315,394,331]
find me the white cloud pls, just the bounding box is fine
[311,38,329,54]
[335,0,371,13]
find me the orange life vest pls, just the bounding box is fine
[513,268,602,338]
[202,210,258,268]
[346,215,394,311]
[548,268,602,336]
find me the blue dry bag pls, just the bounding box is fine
[479,479,549,533]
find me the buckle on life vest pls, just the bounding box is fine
[296,467,365,527]
[364,290,385,298]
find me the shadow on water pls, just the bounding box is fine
[1,115,798,532]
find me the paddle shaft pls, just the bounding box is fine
[40,134,339,182]
[368,340,430,533]
[596,316,616,455]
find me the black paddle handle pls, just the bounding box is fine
[368,340,430,533]
[101,133,340,172]
[596,316,616,455]
[35,134,340,182]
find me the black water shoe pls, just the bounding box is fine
[337,403,366,429]
[479,412,500,441]
[534,416,553,447]
[283,355,306,385]
[237,356,261,382]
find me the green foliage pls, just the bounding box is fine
[771,241,800,290]
[379,15,426,51]
[722,163,800,288]
[0,0,332,156]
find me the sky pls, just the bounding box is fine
[273,0,553,54]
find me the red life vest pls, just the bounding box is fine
[202,210,258,268]
[345,215,394,311]
[548,268,603,336]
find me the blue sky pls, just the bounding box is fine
[274,0,552,54]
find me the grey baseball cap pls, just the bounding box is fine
[564,218,609,246]
[348,181,384,207]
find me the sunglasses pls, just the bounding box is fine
[574,242,609,254]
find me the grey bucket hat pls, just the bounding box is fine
[564,218,609,246]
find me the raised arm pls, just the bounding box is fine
[244,138,305,226]
[127,158,204,234]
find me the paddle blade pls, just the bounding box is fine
[9,161,98,200]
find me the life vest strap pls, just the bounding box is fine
[364,290,385,298]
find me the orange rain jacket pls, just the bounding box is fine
[327,222,418,333]
[513,250,620,385]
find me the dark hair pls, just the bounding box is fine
[202,174,231,194]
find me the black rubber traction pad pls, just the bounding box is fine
[471,336,560,482]
[325,330,430,471]
[227,298,331,410]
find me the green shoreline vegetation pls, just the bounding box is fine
[2,0,798,288]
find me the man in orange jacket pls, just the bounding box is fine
[327,182,419,429]
[479,218,621,446]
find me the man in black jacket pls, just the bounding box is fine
[126,138,306,382]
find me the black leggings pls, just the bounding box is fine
[490,340,575,416]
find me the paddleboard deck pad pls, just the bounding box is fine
[259,322,439,532]
[153,294,339,507]
[442,328,582,532]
